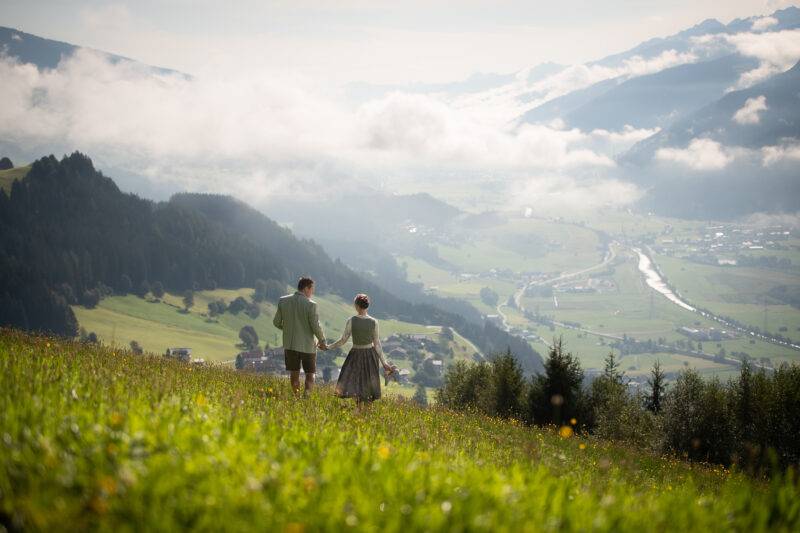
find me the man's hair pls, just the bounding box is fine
[354,293,370,309]
[297,277,315,291]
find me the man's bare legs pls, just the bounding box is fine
[289,370,301,393]
[289,370,315,395]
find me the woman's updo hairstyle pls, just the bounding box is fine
[354,293,370,309]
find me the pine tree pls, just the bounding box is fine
[151,281,165,299]
[527,337,584,426]
[646,360,666,413]
[413,384,428,406]
[120,274,132,294]
[182,290,194,312]
[734,361,755,445]
[492,349,525,419]
[253,279,267,302]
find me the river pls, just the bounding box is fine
[633,248,696,312]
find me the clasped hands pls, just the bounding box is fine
[317,340,328,351]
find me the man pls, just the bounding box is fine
[272,277,327,394]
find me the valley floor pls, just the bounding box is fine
[1,330,798,531]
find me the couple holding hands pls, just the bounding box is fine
[272,276,396,403]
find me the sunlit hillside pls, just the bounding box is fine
[2,330,798,531]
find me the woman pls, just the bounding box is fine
[327,293,393,403]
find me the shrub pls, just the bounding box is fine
[662,370,734,464]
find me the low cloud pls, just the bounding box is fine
[512,174,642,213]
[752,16,778,32]
[694,29,800,89]
[454,49,697,127]
[733,95,768,124]
[0,49,638,209]
[655,138,734,170]
[762,142,800,166]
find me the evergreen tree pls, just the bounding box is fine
[413,384,428,406]
[492,349,526,419]
[265,279,287,301]
[182,290,194,312]
[646,360,666,413]
[527,338,585,426]
[733,361,755,447]
[136,280,150,299]
[119,274,132,294]
[151,281,165,299]
[81,289,100,309]
[253,279,267,302]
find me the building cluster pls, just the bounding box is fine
[654,223,795,261]
[677,326,735,342]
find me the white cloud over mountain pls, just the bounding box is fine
[655,138,735,170]
[733,95,768,124]
[0,49,641,208]
[694,29,800,89]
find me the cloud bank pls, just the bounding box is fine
[0,49,641,210]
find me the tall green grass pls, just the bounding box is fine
[1,329,798,531]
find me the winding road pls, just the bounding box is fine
[495,243,618,331]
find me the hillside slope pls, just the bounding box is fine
[1,330,798,531]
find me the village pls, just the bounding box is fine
[164,331,458,391]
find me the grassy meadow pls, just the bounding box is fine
[0,164,31,193]
[2,330,799,531]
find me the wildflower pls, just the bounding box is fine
[377,443,391,460]
[579,443,586,450]
[284,523,305,533]
[196,394,207,407]
[98,476,117,495]
[109,412,124,428]
[558,426,573,438]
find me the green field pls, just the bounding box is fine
[0,164,31,193]
[440,217,603,275]
[2,330,798,531]
[655,254,800,337]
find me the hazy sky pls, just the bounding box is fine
[2,0,796,84]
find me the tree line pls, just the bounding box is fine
[438,339,800,472]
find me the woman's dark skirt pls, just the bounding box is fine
[335,347,382,402]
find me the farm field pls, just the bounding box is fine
[400,255,517,315]
[654,254,800,337]
[2,330,798,531]
[442,217,604,275]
